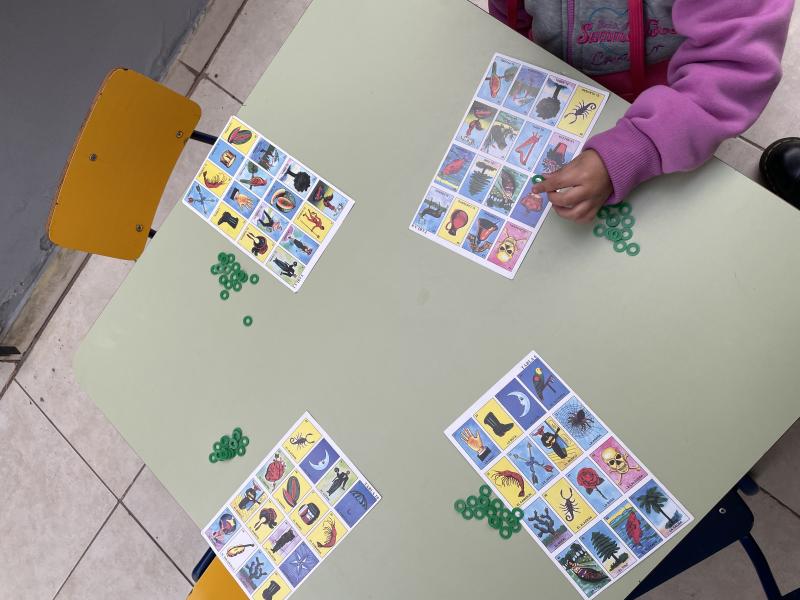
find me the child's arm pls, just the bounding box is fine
[538,0,793,222]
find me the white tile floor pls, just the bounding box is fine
[1,1,797,598]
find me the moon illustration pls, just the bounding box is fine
[509,391,530,417]
[310,450,330,471]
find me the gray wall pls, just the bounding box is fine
[0,0,208,335]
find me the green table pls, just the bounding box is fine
[74,1,800,598]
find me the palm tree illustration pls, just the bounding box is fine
[636,486,678,528]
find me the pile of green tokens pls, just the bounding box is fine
[210,252,257,326]
[209,427,249,463]
[593,202,640,256]
[454,484,524,540]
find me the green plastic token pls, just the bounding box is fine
[454,499,467,513]
[486,507,497,518]
[237,271,247,282]
[500,508,511,521]
[499,526,512,539]
[512,507,524,520]
[593,224,606,237]
[617,202,632,215]
[210,265,220,275]
[606,214,621,227]
[220,290,230,300]
[208,453,217,463]
[466,495,478,507]
[232,281,242,292]
[224,279,234,290]
[488,515,501,529]
[236,445,246,456]
[232,428,242,440]
[621,216,635,227]
[218,274,228,285]
[479,484,491,497]
[532,174,545,184]
[250,274,259,284]
[225,253,235,263]
[620,227,633,241]
[240,436,249,447]
[491,498,503,511]
[510,520,522,533]
[462,507,474,520]
[477,495,490,507]
[217,252,227,263]
[597,206,610,219]
[605,228,622,241]
[626,242,641,256]
[243,316,253,327]
[473,507,486,520]
[613,240,628,253]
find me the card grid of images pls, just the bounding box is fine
[182,116,354,292]
[410,53,608,278]
[444,351,692,599]
[203,412,381,599]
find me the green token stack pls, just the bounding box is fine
[453,484,524,540]
[210,252,258,326]
[209,427,250,463]
[593,202,640,257]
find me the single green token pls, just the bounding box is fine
[605,214,621,227]
[479,484,491,497]
[621,215,635,227]
[477,495,490,507]
[488,515,501,529]
[232,281,242,292]
[500,508,512,521]
[217,252,226,262]
[473,507,486,520]
[626,242,641,256]
[225,253,235,263]
[593,224,606,237]
[613,240,628,253]
[597,206,610,219]
[491,499,503,511]
[511,520,522,533]
[462,507,474,520]
[218,274,229,285]
[532,174,545,184]
[237,271,247,282]
[486,506,497,518]
[220,290,230,300]
[236,445,246,456]
[228,438,239,450]
[210,265,221,275]
[605,228,622,241]
[512,507,524,520]
[617,202,632,215]
[250,274,259,284]
[224,279,234,290]
[208,453,217,463]
[620,227,633,241]
[240,436,249,447]
[232,428,242,440]
[499,526,513,539]
[243,315,253,327]
[213,441,222,451]
[454,499,467,513]
[466,495,478,508]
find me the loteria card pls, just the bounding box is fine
[444,351,692,599]
[183,117,355,292]
[203,413,381,599]
[410,53,608,279]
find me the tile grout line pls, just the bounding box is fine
[16,382,128,501]
[0,253,92,401]
[756,486,800,521]
[51,502,120,600]
[117,501,196,586]
[737,135,766,152]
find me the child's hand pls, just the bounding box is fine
[533,150,613,224]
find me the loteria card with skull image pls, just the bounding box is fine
[445,350,692,599]
[183,116,355,292]
[204,413,381,599]
[409,53,607,279]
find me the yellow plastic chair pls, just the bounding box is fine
[188,551,247,600]
[48,67,209,260]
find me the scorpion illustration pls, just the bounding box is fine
[560,488,579,522]
[565,100,597,124]
[289,433,313,449]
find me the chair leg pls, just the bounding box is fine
[190,130,218,145]
[740,533,783,600]
[148,228,157,239]
[0,346,20,357]
[738,474,761,496]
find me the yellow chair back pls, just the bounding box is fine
[188,557,248,600]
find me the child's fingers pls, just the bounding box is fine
[553,199,596,223]
[534,167,573,193]
[546,186,586,208]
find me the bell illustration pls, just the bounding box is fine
[262,581,281,599]
[483,411,514,436]
[476,218,499,242]
[446,209,469,235]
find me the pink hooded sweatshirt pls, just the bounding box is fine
[489,0,793,202]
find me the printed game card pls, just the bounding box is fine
[444,351,692,599]
[203,413,381,599]
[183,117,355,292]
[410,53,608,278]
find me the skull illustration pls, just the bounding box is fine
[496,236,518,263]
[601,447,629,474]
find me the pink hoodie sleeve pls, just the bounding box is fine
[584,0,793,203]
